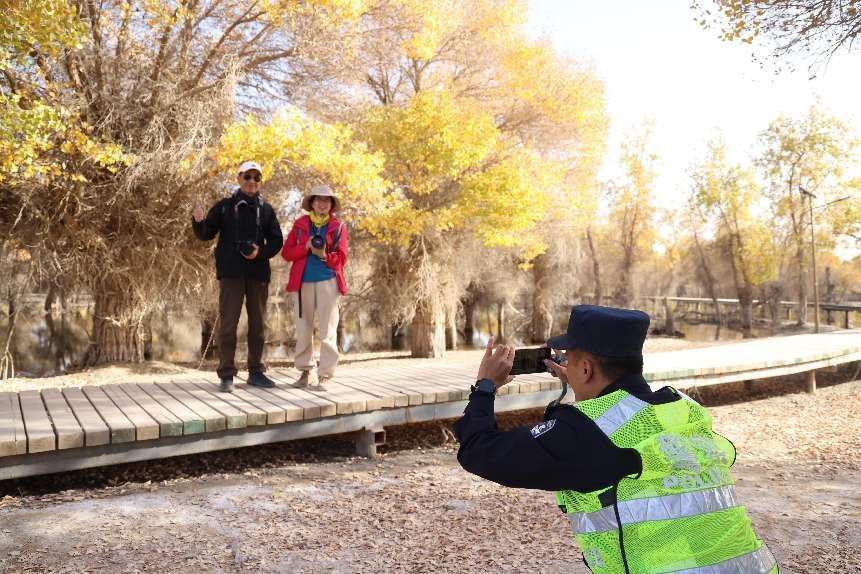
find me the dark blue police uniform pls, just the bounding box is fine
[455,305,679,494]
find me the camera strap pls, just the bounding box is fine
[229,190,262,242]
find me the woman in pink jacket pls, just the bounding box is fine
[281,185,349,388]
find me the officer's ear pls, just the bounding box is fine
[581,356,596,382]
[570,350,594,382]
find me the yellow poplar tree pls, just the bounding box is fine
[0,0,373,365]
[354,0,607,356]
[692,137,778,337]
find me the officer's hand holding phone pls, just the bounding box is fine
[476,336,515,388]
[544,357,569,385]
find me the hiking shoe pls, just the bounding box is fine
[295,370,310,387]
[296,370,319,388]
[219,377,234,393]
[248,372,276,388]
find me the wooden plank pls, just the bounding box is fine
[41,389,84,449]
[364,378,423,406]
[171,381,247,429]
[190,381,267,426]
[102,385,160,441]
[379,363,465,397]
[355,366,438,404]
[62,387,110,447]
[331,376,396,409]
[279,386,338,418]
[119,384,183,437]
[81,386,136,444]
[229,386,286,425]
[239,384,303,422]
[272,370,382,417]
[159,383,226,433]
[19,390,56,453]
[270,369,361,415]
[137,383,205,435]
[370,365,451,402]
[261,372,339,418]
[0,392,27,456]
[263,386,322,420]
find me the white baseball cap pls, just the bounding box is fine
[238,161,262,175]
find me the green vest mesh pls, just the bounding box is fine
[555,389,778,574]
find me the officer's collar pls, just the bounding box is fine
[597,372,651,398]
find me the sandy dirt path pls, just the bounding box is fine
[1,378,859,574]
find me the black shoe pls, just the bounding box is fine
[248,372,276,388]
[219,377,234,393]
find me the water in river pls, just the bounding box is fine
[0,301,846,377]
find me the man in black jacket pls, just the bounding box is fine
[192,161,284,392]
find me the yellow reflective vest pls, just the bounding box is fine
[555,389,778,574]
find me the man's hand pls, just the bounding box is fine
[241,243,260,260]
[476,336,515,388]
[192,206,205,223]
[544,358,569,386]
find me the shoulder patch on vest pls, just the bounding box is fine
[530,419,556,438]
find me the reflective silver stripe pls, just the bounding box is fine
[570,485,740,535]
[593,394,649,436]
[667,544,777,574]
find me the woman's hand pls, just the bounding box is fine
[310,246,327,260]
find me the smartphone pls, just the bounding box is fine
[510,347,553,375]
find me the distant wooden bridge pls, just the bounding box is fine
[646,296,860,328]
[1,329,859,481]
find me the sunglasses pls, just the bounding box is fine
[243,173,262,182]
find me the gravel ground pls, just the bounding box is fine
[0,365,859,574]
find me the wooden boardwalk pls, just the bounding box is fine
[1,329,859,480]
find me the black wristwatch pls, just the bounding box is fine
[471,378,497,396]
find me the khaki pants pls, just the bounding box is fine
[217,278,269,378]
[292,278,340,378]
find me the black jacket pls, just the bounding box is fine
[454,374,680,493]
[192,192,283,283]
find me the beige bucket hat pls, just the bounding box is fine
[302,184,340,212]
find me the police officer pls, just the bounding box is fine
[455,305,778,574]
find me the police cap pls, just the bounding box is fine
[546,305,650,358]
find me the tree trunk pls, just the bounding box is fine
[586,227,603,305]
[496,301,506,344]
[390,322,406,350]
[445,303,458,351]
[692,226,722,326]
[795,243,808,325]
[530,253,555,343]
[663,297,676,334]
[82,282,146,366]
[142,315,153,361]
[824,266,836,302]
[615,252,634,308]
[200,313,218,359]
[410,298,445,358]
[462,297,476,347]
[738,288,754,338]
[336,313,346,353]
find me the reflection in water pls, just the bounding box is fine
[1,302,308,377]
[674,322,774,341]
[3,300,855,377]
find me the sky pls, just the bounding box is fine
[527,0,861,210]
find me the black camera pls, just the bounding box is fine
[310,235,325,250]
[510,347,565,375]
[237,240,256,257]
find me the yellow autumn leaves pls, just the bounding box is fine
[210,88,566,260]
